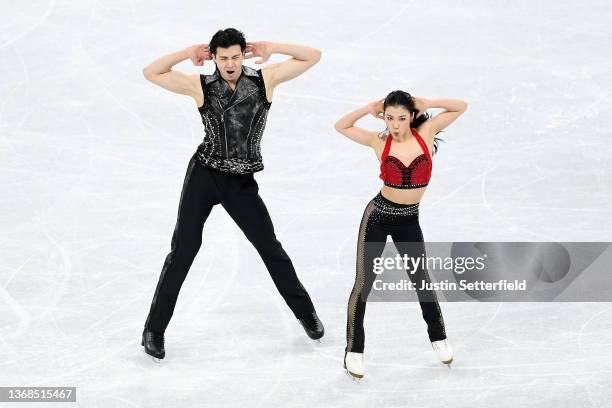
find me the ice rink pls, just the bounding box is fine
[1,0,611,406]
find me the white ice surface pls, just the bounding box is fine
[1,0,612,407]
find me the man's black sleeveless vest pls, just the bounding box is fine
[195,65,271,174]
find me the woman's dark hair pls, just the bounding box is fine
[383,90,444,154]
[209,28,246,55]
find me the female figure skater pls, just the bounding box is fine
[334,91,468,378]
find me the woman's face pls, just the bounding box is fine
[384,105,413,139]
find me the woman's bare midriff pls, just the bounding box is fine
[380,185,427,205]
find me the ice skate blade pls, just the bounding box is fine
[343,363,364,380]
[142,348,164,363]
[345,369,364,381]
[141,346,163,362]
[442,357,453,368]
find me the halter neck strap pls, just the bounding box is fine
[381,133,393,162]
[411,128,431,160]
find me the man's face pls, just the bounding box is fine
[213,45,244,82]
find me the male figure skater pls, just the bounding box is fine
[141,28,324,359]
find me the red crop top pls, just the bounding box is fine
[379,128,432,189]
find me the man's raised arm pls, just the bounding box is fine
[247,41,321,92]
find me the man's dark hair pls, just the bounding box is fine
[209,28,246,55]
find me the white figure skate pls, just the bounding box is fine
[344,352,365,380]
[432,339,453,367]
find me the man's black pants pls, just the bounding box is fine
[144,154,316,333]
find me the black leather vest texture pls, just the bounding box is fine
[195,65,271,174]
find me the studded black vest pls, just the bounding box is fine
[195,65,271,174]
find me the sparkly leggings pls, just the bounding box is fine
[345,192,446,353]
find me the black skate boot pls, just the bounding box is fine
[298,311,325,340]
[141,329,165,360]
